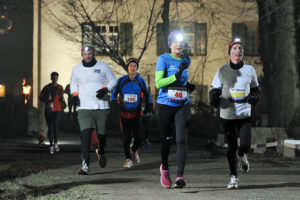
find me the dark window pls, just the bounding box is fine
[156,23,207,56]
[232,23,259,56]
[81,23,132,56]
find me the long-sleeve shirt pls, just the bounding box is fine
[70,61,117,110]
[210,62,259,119]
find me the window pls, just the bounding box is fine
[81,23,132,56]
[232,23,259,56]
[156,23,207,56]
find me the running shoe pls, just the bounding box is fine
[49,145,54,154]
[78,160,89,175]
[133,151,140,163]
[238,153,250,172]
[160,164,171,188]
[54,143,60,152]
[123,159,133,168]
[174,175,186,189]
[227,175,238,189]
[78,168,89,175]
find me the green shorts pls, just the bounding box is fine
[77,109,109,135]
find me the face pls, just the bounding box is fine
[230,44,244,64]
[82,51,94,63]
[170,41,184,57]
[51,75,58,84]
[128,62,137,75]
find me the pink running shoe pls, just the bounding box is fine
[174,175,186,189]
[160,164,171,188]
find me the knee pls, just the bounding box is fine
[162,136,172,145]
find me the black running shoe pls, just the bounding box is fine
[174,175,186,189]
[99,154,107,168]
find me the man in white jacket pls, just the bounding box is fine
[70,44,117,175]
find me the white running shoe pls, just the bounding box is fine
[227,175,238,189]
[54,143,60,152]
[123,159,133,168]
[49,145,54,154]
[133,151,140,163]
[238,153,250,172]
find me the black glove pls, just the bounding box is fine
[246,95,258,106]
[209,88,222,108]
[72,95,80,106]
[175,61,188,79]
[96,87,108,99]
[246,87,260,106]
[186,82,196,93]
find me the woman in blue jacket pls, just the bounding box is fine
[155,30,195,189]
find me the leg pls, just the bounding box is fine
[95,109,109,155]
[237,118,252,156]
[222,119,238,177]
[53,111,61,144]
[80,128,92,171]
[131,116,141,153]
[174,103,191,176]
[156,104,176,170]
[45,111,54,146]
[121,117,132,160]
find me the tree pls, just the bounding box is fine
[43,0,162,71]
[257,0,300,127]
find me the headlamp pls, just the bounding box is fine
[175,34,184,42]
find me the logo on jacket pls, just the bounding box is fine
[94,69,101,74]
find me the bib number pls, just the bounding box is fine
[168,88,187,103]
[230,88,247,103]
[124,94,138,104]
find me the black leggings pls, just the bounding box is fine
[156,103,190,176]
[221,118,252,176]
[120,116,141,159]
[80,128,107,166]
[45,111,61,146]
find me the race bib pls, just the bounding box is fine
[168,87,187,103]
[124,94,138,104]
[230,88,247,103]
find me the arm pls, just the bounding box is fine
[209,69,222,108]
[70,67,79,96]
[155,71,177,89]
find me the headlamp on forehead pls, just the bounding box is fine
[82,46,94,53]
[175,34,184,42]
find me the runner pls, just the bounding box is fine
[39,72,65,154]
[70,44,117,175]
[155,30,195,189]
[209,38,260,189]
[111,57,152,168]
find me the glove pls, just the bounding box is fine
[96,87,108,99]
[186,82,196,93]
[72,95,80,106]
[246,95,258,106]
[175,61,188,80]
[209,88,222,108]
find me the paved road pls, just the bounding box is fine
[0,129,300,200]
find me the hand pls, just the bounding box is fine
[186,82,196,93]
[175,61,188,79]
[246,95,258,106]
[72,95,80,106]
[209,88,222,108]
[96,87,108,99]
